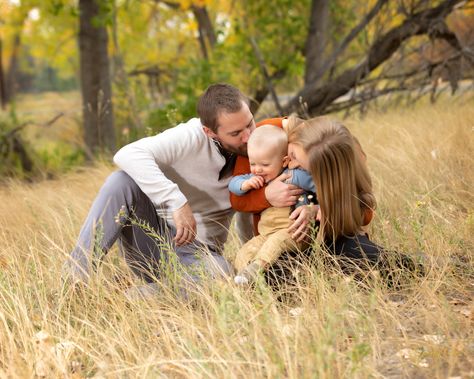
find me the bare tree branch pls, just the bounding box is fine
[0,39,6,109]
[249,69,286,115]
[249,37,283,115]
[323,86,411,114]
[304,0,329,86]
[313,0,389,83]
[1,113,64,139]
[358,51,463,85]
[153,0,216,59]
[284,0,465,116]
[429,20,474,66]
[129,65,167,77]
[328,54,465,115]
[0,113,64,176]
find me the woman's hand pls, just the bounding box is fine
[288,204,318,242]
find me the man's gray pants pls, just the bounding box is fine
[63,171,233,284]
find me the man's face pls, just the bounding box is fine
[204,101,255,156]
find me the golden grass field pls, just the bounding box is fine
[0,97,473,378]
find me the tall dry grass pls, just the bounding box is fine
[0,101,473,378]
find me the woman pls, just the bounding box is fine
[286,116,382,267]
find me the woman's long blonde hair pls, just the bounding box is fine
[287,116,376,241]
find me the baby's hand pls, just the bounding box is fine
[241,176,265,191]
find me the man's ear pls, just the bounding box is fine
[203,126,218,140]
[282,155,290,168]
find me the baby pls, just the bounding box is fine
[229,124,316,284]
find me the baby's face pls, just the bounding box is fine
[248,146,285,183]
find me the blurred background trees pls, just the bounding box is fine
[0,0,473,177]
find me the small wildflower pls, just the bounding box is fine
[34,330,51,343]
[35,359,48,377]
[282,324,293,337]
[70,360,81,373]
[418,358,429,368]
[396,347,428,367]
[114,205,128,225]
[396,348,417,360]
[422,334,445,344]
[289,307,304,317]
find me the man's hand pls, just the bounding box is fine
[172,203,196,246]
[241,176,265,192]
[265,172,304,207]
[288,204,318,242]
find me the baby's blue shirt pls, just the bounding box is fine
[228,168,316,196]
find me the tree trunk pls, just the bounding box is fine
[0,39,6,109]
[79,0,115,155]
[304,0,329,87]
[156,2,217,59]
[192,5,217,59]
[4,33,21,104]
[12,135,34,174]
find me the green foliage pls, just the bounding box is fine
[36,143,85,173]
[144,58,230,135]
[213,0,311,93]
[0,112,37,179]
[173,58,229,119]
[31,65,78,93]
[122,0,312,134]
[146,104,180,135]
[46,0,76,16]
[20,1,80,83]
[4,0,470,172]
[4,0,373,137]
[78,0,116,28]
[0,110,85,180]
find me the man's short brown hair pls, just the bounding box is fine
[197,83,249,133]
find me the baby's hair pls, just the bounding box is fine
[248,124,288,157]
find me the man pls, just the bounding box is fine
[62,84,303,288]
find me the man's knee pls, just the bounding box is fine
[102,170,138,191]
[101,171,140,201]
